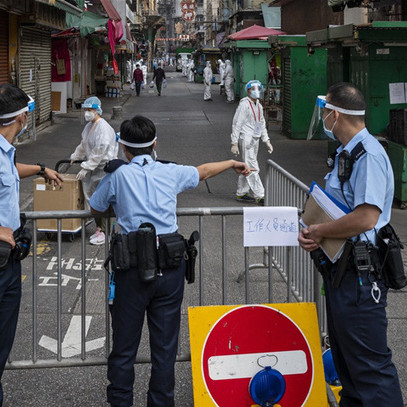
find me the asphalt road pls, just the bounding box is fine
[3,69,407,406]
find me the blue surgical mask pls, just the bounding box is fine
[322,111,337,140]
[15,115,28,139]
[15,123,28,139]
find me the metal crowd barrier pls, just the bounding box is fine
[6,159,326,370]
[265,159,326,334]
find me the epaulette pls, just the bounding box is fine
[104,159,128,173]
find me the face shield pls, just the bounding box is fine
[307,95,366,140]
[0,95,35,126]
[81,97,102,123]
[246,80,264,100]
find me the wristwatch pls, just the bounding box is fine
[36,163,46,176]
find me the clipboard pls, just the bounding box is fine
[301,194,346,263]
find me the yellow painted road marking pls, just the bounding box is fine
[30,240,51,256]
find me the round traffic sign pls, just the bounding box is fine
[202,305,314,406]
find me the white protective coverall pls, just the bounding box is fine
[203,62,213,101]
[231,97,270,198]
[218,59,225,87]
[141,63,148,86]
[188,60,195,82]
[224,60,235,102]
[182,59,188,77]
[71,118,118,209]
[126,60,133,83]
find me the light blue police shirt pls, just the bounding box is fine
[90,155,200,235]
[325,128,394,244]
[0,135,20,231]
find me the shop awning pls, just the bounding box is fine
[100,0,121,21]
[66,10,108,37]
[228,25,286,41]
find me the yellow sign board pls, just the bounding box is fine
[189,303,327,407]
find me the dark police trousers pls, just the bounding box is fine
[0,258,22,407]
[107,260,185,407]
[323,262,403,406]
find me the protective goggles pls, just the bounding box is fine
[0,95,35,120]
[307,95,365,140]
[117,132,157,148]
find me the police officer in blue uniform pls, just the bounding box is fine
[299,83,403,406]
[89,115,253,407]
[0,84,63,406]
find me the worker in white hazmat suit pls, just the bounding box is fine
[70,97,118,244]
[203,61,213,101]
[188,59,195,82]
[218,59,225,94]
[224,60,235,103]
[141,62,148,86]
[230,80,273,205]
[182,58,188,77]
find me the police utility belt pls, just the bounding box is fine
[311,225,406,291]
[106,223,199,284]
[0,215,32,271]
[311,141,407,290]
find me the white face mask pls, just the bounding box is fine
[322,111,337,140]
[250,89,260,99]
[84,111,95,122]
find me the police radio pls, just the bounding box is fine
[332,141,366,186]
[337,150,353,185]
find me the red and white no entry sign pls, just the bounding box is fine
[201,305,314,406]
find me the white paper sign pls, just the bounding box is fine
[36,184,46,191]
[243,207,299,247]
[389,82,406,104]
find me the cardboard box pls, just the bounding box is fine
[33,174,84,232]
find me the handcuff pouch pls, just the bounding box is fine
[158,233,185,270]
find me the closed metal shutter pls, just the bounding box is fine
[19,27,51,128]
[282,54,291,137]
[0,11,8,84]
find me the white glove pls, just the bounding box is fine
[76,169,88,181]
[265,140,273,154]
[231,144,239,156]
